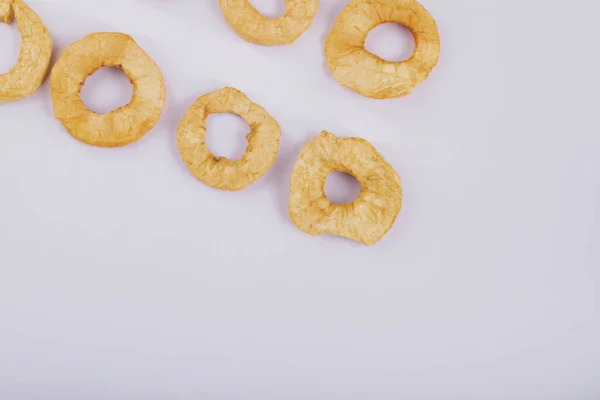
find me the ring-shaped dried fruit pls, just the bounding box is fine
[50,32,166,147]
[0,0,52,103]
[289,131,402,245]
[177,87,281,191]
[218,0,319,45]
[325,0,440,99]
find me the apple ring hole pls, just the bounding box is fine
[205,113,250,161]
[0,21,19,73]
[248,0,285,17]
[365,22,415,62]
[80,67,134,115]
[325,171,362,204]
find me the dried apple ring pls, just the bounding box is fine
[325,0,440,99]
[218,0,320,45]
[289,131,402,245]
[177,87,281,191]
[50,32,166,147]
[0,0,52,103]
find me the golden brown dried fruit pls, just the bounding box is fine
[0,0,12,23]
[50,32,166,147]
[177,87,281,191]
[0,0,52,103]
[325,0,440,99]
[289,131,402,245]
[218,0,319,45]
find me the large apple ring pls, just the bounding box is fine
[0,0,52,103]
[289,131,402,245]
[50,32,166,147]
[325,0,440,99]
[218,0,319,45]
[177,87,281,191]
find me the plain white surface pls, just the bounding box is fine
[1,0,599,398]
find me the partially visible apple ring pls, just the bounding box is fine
[0,0,52,103]
[219,0,319,45]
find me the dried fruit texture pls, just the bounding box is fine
[325,0,440,99]
[0,0,13,23]
[0,0,52,103]
[50,32,166,147]
[219,0,319,45]
[177,87,281,191]
[289,131,402,245]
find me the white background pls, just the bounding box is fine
[1,0,599,398]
